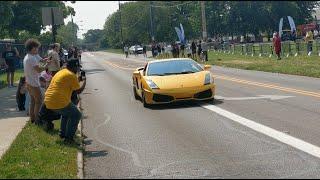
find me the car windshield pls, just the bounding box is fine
[147,59,203,76]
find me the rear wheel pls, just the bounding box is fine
[133,86,139,100]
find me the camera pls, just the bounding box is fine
[79,69,86,81]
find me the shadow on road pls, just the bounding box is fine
[85,150,108,158]
[148,99,224,110]
[84,68,106,75]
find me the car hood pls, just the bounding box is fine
[147,71,209,89]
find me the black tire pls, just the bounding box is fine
[142,91,151,108]
[204,97,215,104]
[133,86,139,100]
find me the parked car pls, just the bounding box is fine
[129,45,143,54]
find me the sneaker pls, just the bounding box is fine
[63,138,80,146]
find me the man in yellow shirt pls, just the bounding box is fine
[43,59,86,143]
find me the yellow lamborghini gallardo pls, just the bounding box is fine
[132,58,215,107]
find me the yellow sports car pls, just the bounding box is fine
[132,58,215,107]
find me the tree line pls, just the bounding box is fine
[0,1,78,48]
[85,1,319,49]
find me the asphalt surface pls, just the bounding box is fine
[81,51,320,178]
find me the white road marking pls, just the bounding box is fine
[215,95,294,101]
[93,113,144,167]
[201,103,320,159]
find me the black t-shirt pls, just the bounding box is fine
[191,43,196,51]
[2,50,17,67]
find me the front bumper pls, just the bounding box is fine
[143,84,216,104]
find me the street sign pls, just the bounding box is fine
[41,7,64,26]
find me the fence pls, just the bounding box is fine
[0,42,49,87]
[210,38,320,58]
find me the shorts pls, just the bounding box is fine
[6,66,15,73]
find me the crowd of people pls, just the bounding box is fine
[2,39,86,145]
[148,40,210,62]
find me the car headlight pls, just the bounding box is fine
[146,79,159,89]
[204,73,214,85]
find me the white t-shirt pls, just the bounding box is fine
[23,53,42,87]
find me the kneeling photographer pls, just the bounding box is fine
[39,58,86,144]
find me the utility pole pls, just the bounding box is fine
[201,1,207,41]
[149,1,154,41]
[119,1,123,48]
[51,8,56,43]
[71,14,75,46]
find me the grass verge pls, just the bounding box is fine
[207,51,320,78]
[0,69,24,89]
[154,51,320,78]
[0,120,81,179]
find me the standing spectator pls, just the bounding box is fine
[180,43,185,57]
[201,40,208,62]
[166,44,172,58]
[151,42,155,57]
[313,29,318,38]
[305,30,314,53]
[134,45,138,56]
[157,44,161,56]
[23,39,48,124]
[124,45,129,58]
[186,44,192,58]
[43,60,86,143]
[74,46,79,59]
[68,47,74,59]
[161,43,165,56]
[142,45,147,58]
[273,32,282,60]
[2,43,20,88]
[171,42,176,58]
[175,43,180,58]
[197,40,202,61]
[47,43,61,76]
[191,40,197,59]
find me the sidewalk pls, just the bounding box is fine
[0,87,28,158]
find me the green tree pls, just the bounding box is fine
[5,1,74,39]
[56,21,79,47]
[0,2,14,38]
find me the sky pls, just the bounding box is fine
[64,1,122,39]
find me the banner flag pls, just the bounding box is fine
[287,16,296,32]
[175,27,183,42]
[279,18,283,37]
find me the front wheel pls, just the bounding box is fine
[204,98,215,104]
[133,87,139,100]
[142,91,151,108]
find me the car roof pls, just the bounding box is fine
[148,58,195,64]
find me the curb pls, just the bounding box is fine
[77,95,84,179]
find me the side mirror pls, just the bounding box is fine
[204,64,212,71]
[137,67,144,71]
[133,70,140,76]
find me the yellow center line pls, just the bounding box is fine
[104,60,320,98]
[214,75,320,98]
[105,61,136,70]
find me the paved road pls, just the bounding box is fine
[81,51,320,178]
